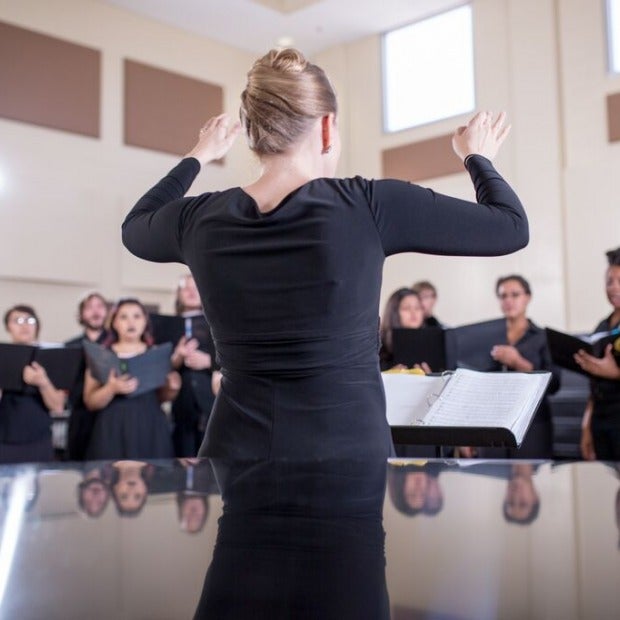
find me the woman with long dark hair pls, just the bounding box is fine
[84,298,178,459]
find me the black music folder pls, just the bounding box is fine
[545,327,620,376]
[383,368,551,447]
[83,341,173,397]
[0,343,84,391]
[444,318,506,371]
[150,313,217,361]
[391,327,447,372]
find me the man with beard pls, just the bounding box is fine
[65,293,109,460]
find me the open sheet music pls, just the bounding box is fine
[383,368,551,447]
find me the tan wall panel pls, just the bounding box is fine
[606,92,620,142]
[124,59,224,157]
[381,134,463,182]
[0,21,100,137]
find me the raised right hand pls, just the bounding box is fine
[452,111,511,162]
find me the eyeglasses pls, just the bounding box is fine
[498,292,524,300]
[10,316,37,325]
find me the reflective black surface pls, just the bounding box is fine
[0,458,618,619]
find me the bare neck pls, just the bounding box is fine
[243,144,331,213]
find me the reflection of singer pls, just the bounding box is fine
[122,48,528,459]
[0,305,65,463]
[194,459,390,618]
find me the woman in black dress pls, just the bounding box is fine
[0,305,65,463]
[379,287,428,371]
[576,248,620,460]
[84,299,178,460]
[122,48,528,460]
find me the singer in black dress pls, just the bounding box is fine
[122,49,528,460]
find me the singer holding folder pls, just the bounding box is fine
[576,248,620,460]
[83,299,178,460]
[476,275,560,458]
[0,305,65,463]
[122,48,529,459]
[379,287,430,372]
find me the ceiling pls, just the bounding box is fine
[97,0,459,56]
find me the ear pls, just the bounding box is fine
[321,115,331,154]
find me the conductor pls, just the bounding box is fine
[122,48,528,459]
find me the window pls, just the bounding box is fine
[608,0,620,73]
[382,4,475,132]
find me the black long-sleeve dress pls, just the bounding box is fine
[122,155,528,459]
[588,315,620,459]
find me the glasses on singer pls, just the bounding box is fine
[11,316,37,325]
[498,292,523,300]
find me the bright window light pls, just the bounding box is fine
[383,4,475,132]
[608,0,620,72]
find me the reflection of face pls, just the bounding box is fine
[497,279,530,320]
[179,497,208,533]
[178,276,202,312]
[6,311,38,344]
[424,476,443,513]
[81,296,108,331]
[112,464,148,513]
[403,472,429,510]
[113,303,147,344]
[417,289,436,318]
[605,266,620,310]
[505,475,538,522]
[80,480,109,518]
[398,295,425,329]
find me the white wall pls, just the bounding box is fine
[318,0,615,332]
[0,0,617,340]
[0,0,257,342]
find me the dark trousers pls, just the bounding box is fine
[592,413,620,460]
[0,436,54,464]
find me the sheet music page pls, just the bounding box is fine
[421,369,550,440]
[382,373,445,426]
